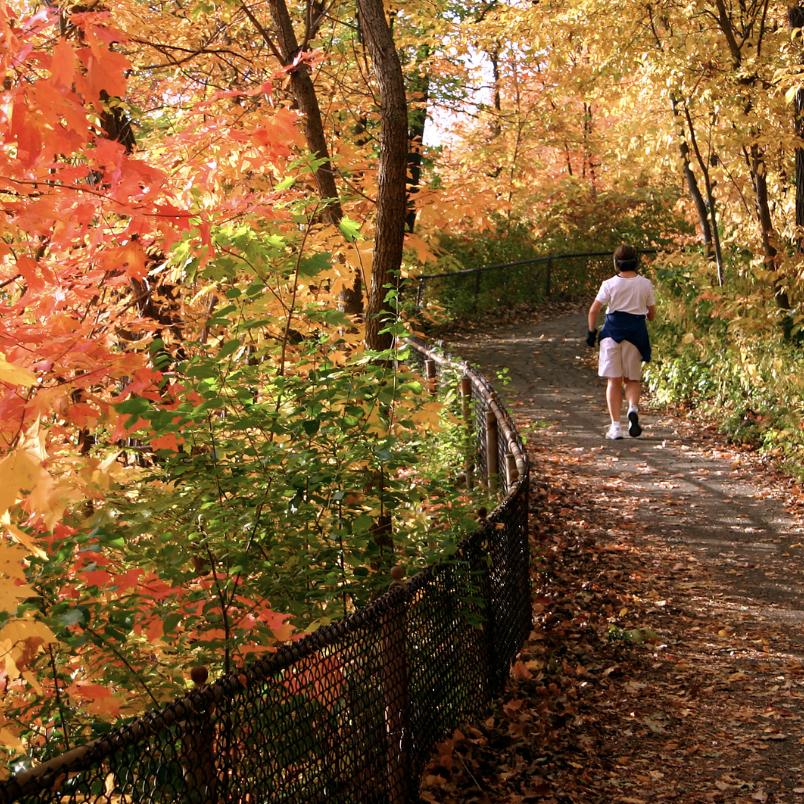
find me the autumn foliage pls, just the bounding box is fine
[0,0,483,766]
[5,0,804,778]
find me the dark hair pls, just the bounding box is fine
[613,244,638,272]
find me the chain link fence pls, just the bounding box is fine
[415,250,657,318]
[1,339,530,804]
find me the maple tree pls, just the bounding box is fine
[0,0,491,767]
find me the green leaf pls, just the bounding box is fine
[116,397,151,415]
[302,419,320,436]
[218,340,241,359]
[163,613,183,634]
[57,608,85,627]
[339,216,362,242]
[299,253,331,278]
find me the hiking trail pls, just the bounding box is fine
[421,310,804,804]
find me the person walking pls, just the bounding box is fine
[586,244,656,440]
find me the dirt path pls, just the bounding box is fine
[420,312,804,804]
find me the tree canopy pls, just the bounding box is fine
[2,0,804,771]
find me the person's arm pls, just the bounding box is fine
[588,299,603,331]
[646,304,656,322]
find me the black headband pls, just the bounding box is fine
[615,258,638,270]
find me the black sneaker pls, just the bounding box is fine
[628,409,642,437]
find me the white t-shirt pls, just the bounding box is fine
[595,275,655,316]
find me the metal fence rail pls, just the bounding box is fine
[0,339,530,804]
[415,250,657,316]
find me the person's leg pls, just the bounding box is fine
[599,339,624,439]
[621,342,644,437]
[606,377,623,424]
[624,379,640,411]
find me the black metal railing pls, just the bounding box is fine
[415,250,657,317]
[0,339,530,804]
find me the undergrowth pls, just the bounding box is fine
[646,251,804,477]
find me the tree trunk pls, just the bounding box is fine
[671,99,713,254]
[582,103,596,193]
[263,0,343,226]
[682,102,725,285]
[244,1,362,312]
[405,58,429,233]
[790,4,804,246]
[489,44,502,138]
[357,0,408,353]
[749,144,789,308]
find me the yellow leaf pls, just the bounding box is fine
[16,416,46,460]
[2,517,47,559]
[0,581,37,611]
[0,543,28,581]
[26,474,82,530]
[0,448,41,518]
[0,353,36,386]
[408,400,444,431]
[21,670,43,695]
[404,233,436,264]
[343,241,373,276]
[0,725,24,751]
[0,614,58,646]
[95,451,123,489]
[0,543,37,611]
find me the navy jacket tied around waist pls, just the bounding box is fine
[599,310,651,363]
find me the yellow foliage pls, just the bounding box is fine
[0,615,58,652]
[0,543,37,611]
[2,517,46,559]
[0,354,36,387]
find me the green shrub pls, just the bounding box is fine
[646,251,804,476]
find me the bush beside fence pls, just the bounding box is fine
[0,339,531,804]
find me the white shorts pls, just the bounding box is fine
[599,337,642,381]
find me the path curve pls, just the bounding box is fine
[424,310,804,804]
[451,311,804,618]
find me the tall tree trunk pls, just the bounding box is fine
[749,144,789,308]
[671,101,712,244]
[242,1,363,313]
[682,103,725,286]
[259,0,343,225]
[488,44,502,138]
[790,3,804,248]
[405,59,429,233]
[581,103,598,195]
[671,99,714,255]
[357,0,408,353]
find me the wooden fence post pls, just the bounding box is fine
[486,410,498,492]
[181,666,217,804]
[505,452,519,492]
[460,376,474,491]
[383,567,411,804]
[424,359,436,395]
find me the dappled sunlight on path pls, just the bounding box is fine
[452,311,804,616]
[421,312,804,804]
